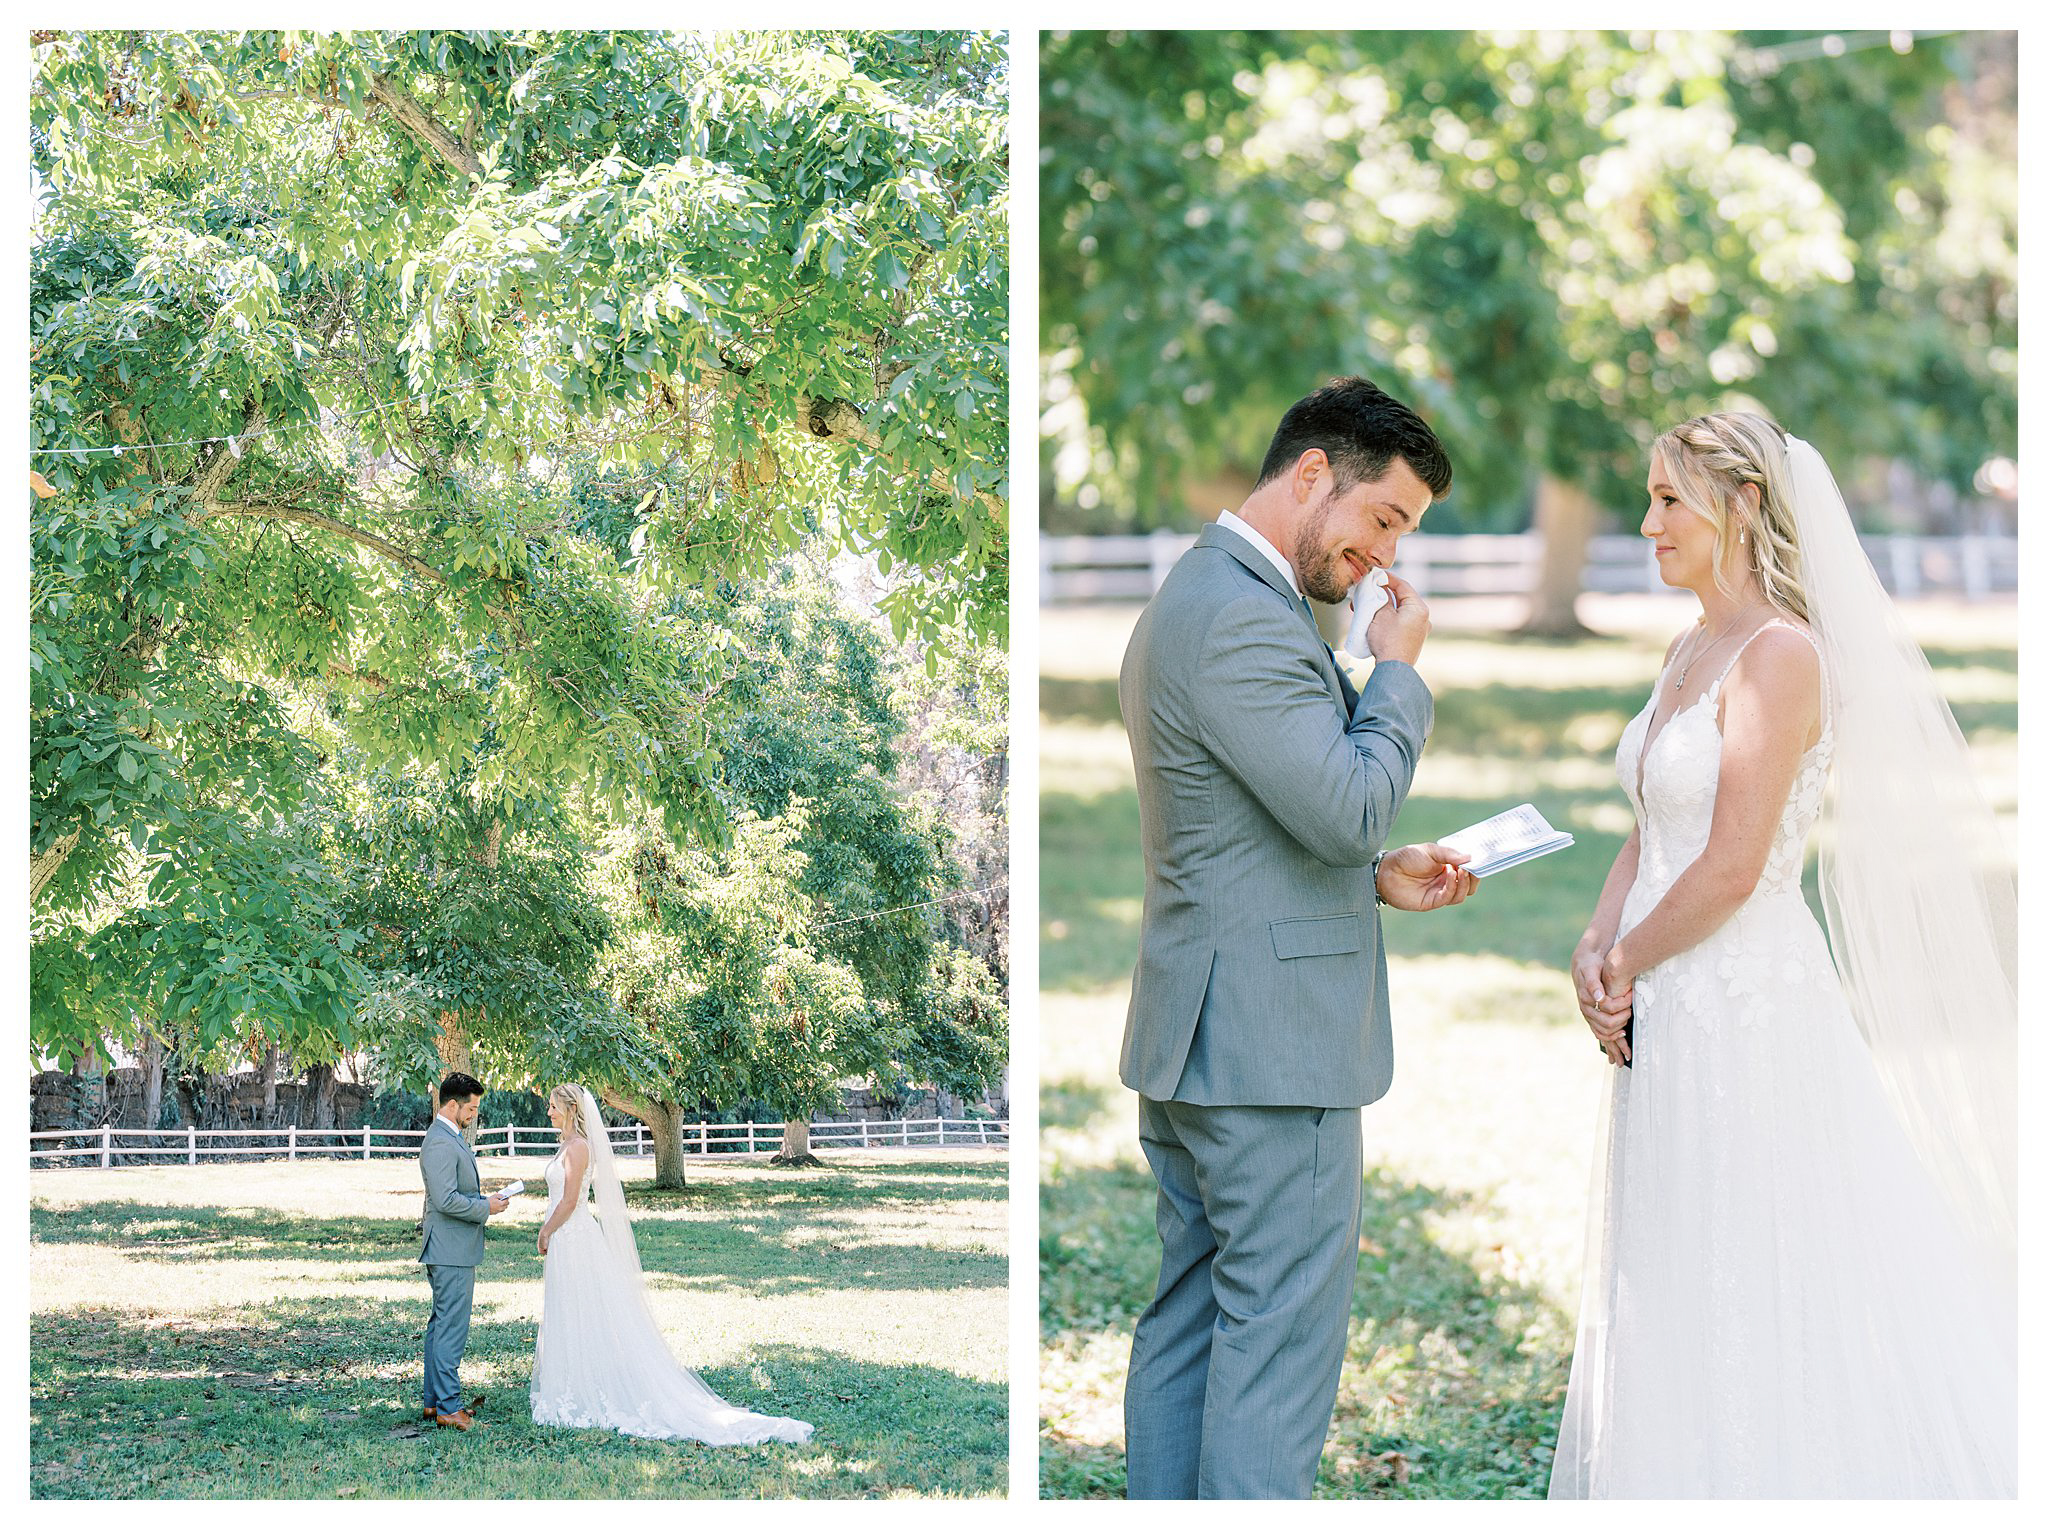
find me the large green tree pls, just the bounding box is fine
[346,569,1007,1186]
[1040,29,2013,631]
[588,572,1008,1184]
[31,29,1008,1069]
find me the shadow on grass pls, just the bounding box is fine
[1041,676,1125,729]
[1948,699,2019,739]
[1918,642,2019,675]
[1426,681,1643,761]
[30,1159,1007,1300]
[31,1294,1005,1499]
[1043,1078,1121,1135]
[1039,1159,1569,1500]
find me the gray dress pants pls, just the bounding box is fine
[1124,1096,1364,1499]
[423,1262,477,1416]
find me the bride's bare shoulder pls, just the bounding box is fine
[1723,620,1823,717]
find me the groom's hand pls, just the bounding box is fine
[486,1193,510,1214]
[1365,572,1430,667]
[1376,842,1477,912]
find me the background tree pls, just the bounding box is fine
[584,571,1009,1184]
[31,29,1008,1074]
[889,636,1010,985]
[1040,29,2015,631]
[343,568,1007,1186]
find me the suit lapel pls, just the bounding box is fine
[1199,521,1351,714]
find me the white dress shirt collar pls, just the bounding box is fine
[432,1112,466,1141]
[1216,509,1302,598]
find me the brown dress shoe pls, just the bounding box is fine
[424,1394,481,1419]
[434,1409,476,1430]
[422,1406,437,1420]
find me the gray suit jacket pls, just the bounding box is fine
[418,1121,490,1266]
[1118,520,1433,1107]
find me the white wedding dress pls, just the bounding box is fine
[529,1146,814,1445]
[1549,620,2016,1497]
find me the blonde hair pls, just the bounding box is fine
[1652,411,1811,624]
[548,1084,587,1139]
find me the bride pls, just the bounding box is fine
[1550,413,2016,1497]
[528,1083,814,1445]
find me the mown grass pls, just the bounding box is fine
[1038,593,2017,1499]
[30,1151,1007,1498]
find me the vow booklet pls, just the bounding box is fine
[500,1180,528,1198]
[1440,803,1574,878]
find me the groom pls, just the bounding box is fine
[419,1071,510,1431]
[1119,376,1476,1498]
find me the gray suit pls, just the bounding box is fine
[419,1119,491,1416]
[1118,520,1433,1498]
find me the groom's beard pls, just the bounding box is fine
[1293,504,1361,606]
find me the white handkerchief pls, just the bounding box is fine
[1341,568,1391,658]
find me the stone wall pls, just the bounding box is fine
[817,1080,1010,1125]
[30,1067,376,1135]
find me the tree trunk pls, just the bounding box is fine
[259,1045,279,1122]
[174,1066,204,1130]
[1519,472,1599,637]
[69,1044,106,1128]
[304,1063,338,1131]
[141,1031,164,1131]
[601,1088,688,1190]
[434,1012,478,1147]
[771,1116,823,1169]
[1177,465,1259,523]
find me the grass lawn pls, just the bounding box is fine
[30,1149,1007,1498]
[1038,593,2017,1500]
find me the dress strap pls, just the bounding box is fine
[1704,617,1829,726]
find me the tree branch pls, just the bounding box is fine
[231,87,373,118]
[190,499,655,731]
[799,391,1001,517]
[325,662,390,690]
[367,73,483,182]
[194,499,450,589]
[182,398,269,505]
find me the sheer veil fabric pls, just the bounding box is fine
[526,1088,813,1445]
[1781,436,2017,1286]
[1548,430,2016,1497]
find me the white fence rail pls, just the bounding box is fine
[29,1118,1010,1168]
[1041,530,2019,604]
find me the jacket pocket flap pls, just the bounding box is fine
[1269,913,1365,960]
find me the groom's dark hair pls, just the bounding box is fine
[438,1072,485,1105]
[1255,376,1453,500]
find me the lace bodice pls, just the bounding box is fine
[1616,618,1832,903]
